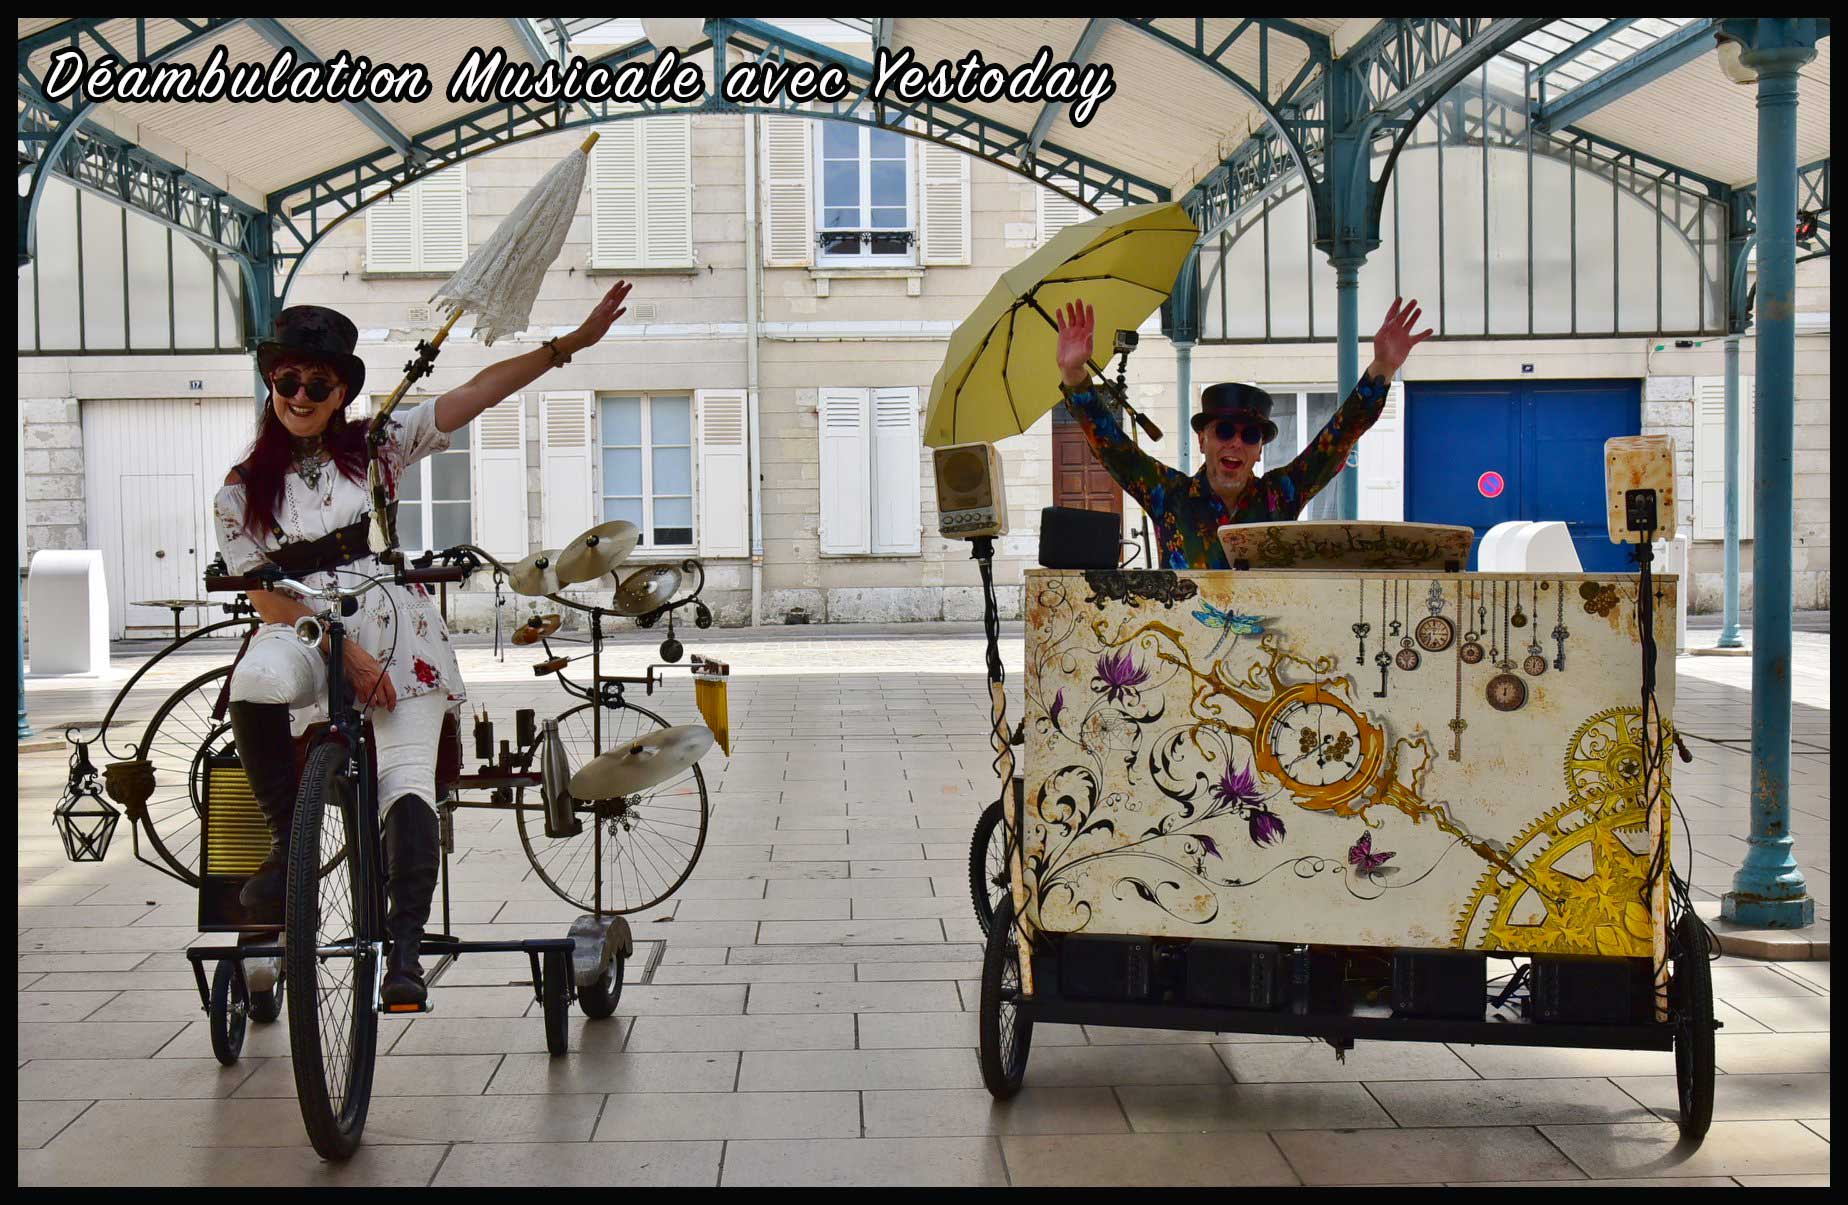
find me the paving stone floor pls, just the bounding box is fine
[18,624,1830,1186]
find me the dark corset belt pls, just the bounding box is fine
[262,504,397,578]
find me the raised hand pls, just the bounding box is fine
[1371,297,1434,379]
[571,280,632,351]
[1055,300,1097,390]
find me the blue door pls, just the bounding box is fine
[1404,379,1641,572]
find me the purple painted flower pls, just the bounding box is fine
[1197,833,1222,860]
[1095,649,1150,703]
[1050,689,1066,729]
[1247,807,1287,847]
[1210,762,1263,811]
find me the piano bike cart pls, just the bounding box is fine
[56,524,730,1161]
[970,520,1717,1147]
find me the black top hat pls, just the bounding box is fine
[256,305,367,402]
[1191,382,1278,443]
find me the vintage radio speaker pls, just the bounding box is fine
[1604,434,1677,543]
[933,441,1008,539]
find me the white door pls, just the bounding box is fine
[83,397,259,637]
[119,474,200,633]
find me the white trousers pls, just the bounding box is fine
[229,625,448,816]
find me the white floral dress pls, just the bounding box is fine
[213,403,466,709]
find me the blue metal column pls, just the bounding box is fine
[1718,334,1745,648]
[1333,259,1362,518]
[1720,18,1821,928]
[1174,342,1195,474]
[1165,248,1202,474]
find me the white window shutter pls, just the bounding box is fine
[917,141,970,266]
[1356,382,1405,521]
[417,165,469,272]
[817,387,870,554]
[696,389,750,558]
[541,391,595,549]
[1037,176,1118,243]
[365,189,417,272]
[870,387,922,555]
[592,121,642,268]
[1693,376,1754,540]
[472,400,528,559]
[643,116,694,268]
[761,116,813,267]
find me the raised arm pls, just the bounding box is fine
[1269,297,1433,506]
[1055,300,1189,511]
[432,280,632,433]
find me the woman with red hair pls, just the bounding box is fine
[215,285,628,1007]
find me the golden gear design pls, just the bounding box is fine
[1451,706,1672,955]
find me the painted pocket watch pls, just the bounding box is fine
[1487,671,1529,712]
[1416,581,1454,652]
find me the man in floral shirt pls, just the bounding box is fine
[1054,297,1433,569]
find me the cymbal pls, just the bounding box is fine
[510,614,562,646]
[508,549,563,597]
[568,724,714,799]
[556,521,640,585]
[613,564,681,616]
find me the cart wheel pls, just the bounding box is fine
[969,800,1009,937]
[1671,910,1716,1144]
[209,958,249,1065]
[542,948,572,1055]
[249,969,284,1024]
[578,951,624,1019]
[978,897,1033,1099]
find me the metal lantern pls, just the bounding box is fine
[53,737,120,862]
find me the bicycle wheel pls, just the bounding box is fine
[133,666,234,885]
[978,896,1033,1099]
[515,701,710,914]
[578,949,624,1019]
[969,800,1010,938]
[208,958,248,1066]
[286,742,378,1162]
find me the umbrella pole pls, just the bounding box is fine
[365,308,465,564]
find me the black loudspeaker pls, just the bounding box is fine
[1183,940,1284,1010]
[1059,934,1153,1001]
[1531,956,1653,1025]
[1391,949,1487,1020]
[1039,506,1123,569]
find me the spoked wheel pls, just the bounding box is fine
[978,896,1034,1099]
[285,742,378,1162]
[132,666,234,885]
[578,949,624,1019]
[208,958,249,1065]
[515,701,710,914]
[542,948,572,1055]
[1670,910,1716,1144]
[969,800,1011,937]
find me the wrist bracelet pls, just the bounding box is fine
[544,337,573,367]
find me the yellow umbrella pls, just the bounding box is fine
[924,200,1198,448]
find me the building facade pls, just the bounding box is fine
[19,113,1831,638]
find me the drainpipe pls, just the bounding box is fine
[743,113,765,627]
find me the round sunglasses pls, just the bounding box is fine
[1206,418,1268,446]
[272,372,342,404]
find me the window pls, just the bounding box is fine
[600,394,694,548]
[398,422,472,552]
[1037,176,1122,244]
[364,167,468,273]
[818,387,921,556]
[815,124,914,264]
[590,116,694,269]
[1259,389,1344,521]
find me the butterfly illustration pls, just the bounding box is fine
[1348,831,1398,880]
[1191,603,1266,662]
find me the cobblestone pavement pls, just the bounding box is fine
[19,625,1830,1186]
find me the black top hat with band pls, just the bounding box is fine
[256,305,367,401]
[1192,382,1278,444]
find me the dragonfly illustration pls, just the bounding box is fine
[1191,603,1267,663]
